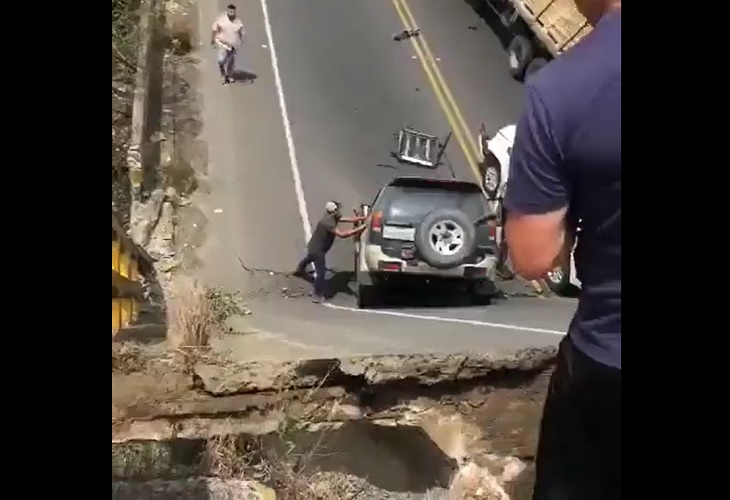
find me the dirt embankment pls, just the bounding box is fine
[113,344,555,499]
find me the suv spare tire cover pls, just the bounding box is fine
[415,208,477,269]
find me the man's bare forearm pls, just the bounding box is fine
[340,216,366,223]
[506,208,567,280]
[336,226,365,238]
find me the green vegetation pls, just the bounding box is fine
[112,0,141,220]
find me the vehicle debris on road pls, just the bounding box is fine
[393,28,421,41]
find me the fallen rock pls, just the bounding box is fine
[449,461,511,500]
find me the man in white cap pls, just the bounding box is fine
[294,201,367,303]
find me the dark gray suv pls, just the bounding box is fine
[353,177,498,308]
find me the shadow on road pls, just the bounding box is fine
[373,281,483,309]
[326,271,357,298]
[295,269,356,299]
[326,272,549,309]
[231,69,258,83]
[338,275,500,309]
[297,269,478,307]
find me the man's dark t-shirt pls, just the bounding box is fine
[308,212,339,256]
[504,11,621,368]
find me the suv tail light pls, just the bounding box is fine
[371,211,383,233]
[488,224,497,241]
[378,262,402,272]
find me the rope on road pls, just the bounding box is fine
[237,255,294,277]
[237,255,338,279]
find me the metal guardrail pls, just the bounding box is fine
[112,213,154,336]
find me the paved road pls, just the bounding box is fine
[197,0,575,361]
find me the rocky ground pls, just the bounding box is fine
[112,342,553,499]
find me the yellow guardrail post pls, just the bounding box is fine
[112,212,154,337]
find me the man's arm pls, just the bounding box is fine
[334,225,365,238]
[339,215,367,224]
[237,23,245,43]
[503,86,571,280]
[211,21,220,45]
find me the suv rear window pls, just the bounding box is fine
[383,186,488,224]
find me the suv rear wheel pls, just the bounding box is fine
[415,208,477,269]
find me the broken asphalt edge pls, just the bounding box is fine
[112,344,556,442]
[190,347,557,395]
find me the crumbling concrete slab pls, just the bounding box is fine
[112,343,555,449]
[112,342,553,499]
[192,348,556,396]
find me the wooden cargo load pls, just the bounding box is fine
[518,0,592,55]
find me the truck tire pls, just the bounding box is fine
[482,156,501,200]
[469,279,496,306]
[524,57,549,79]
[507,36,533,80]
[545,263,571,296]
[356,283,380,309]
[415,209,477,269]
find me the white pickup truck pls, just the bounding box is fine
[478,123,581,296]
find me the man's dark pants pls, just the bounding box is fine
[295,253,327,297]
[533,337,621,500]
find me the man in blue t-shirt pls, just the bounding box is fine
[503,0,621,498]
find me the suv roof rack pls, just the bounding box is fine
[388,176,482,191]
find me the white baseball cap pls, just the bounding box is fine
[325,201,339,213]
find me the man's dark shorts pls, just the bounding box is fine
[533,337,621,500]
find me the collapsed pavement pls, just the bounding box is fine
[112,343,555,499]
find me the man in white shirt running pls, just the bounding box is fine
[211,4,245,85]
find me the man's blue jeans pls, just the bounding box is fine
[295,253,327,297]
[217,46,236,79]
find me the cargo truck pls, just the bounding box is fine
[479,0,592,81]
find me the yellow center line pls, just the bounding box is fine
[390,0,481,182]
[397,0,482,166]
